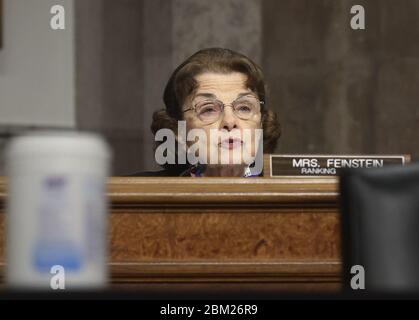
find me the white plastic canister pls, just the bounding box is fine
[5,132,111,290]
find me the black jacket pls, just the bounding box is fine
[129,165,191,177]
[129,164,263,177]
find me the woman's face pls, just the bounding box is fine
[182,72,262,166]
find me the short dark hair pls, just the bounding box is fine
[151,48,281,168]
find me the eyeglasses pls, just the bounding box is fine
[183,95,264,124]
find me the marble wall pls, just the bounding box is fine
[263,0,419,159]
[75,0,145,175]
[172,0,262,66]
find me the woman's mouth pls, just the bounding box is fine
[219,138,243,150]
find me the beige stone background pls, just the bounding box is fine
[1,0,418,175]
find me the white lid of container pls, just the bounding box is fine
[6,131,111,160]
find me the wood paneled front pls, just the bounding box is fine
[0,177,342,293]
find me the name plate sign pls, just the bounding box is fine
[270,155,408,177]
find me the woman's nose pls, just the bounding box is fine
[220,105,238,131]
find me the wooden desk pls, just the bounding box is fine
[0,177,341,293]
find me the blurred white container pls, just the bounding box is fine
[5,131,111,290]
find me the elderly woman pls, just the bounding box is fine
[136,48,280,177]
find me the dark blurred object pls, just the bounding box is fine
[340,162,419,295]
[0,0,2,48]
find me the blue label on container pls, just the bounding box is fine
[33,176,83,273]
[33,241,83,272]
